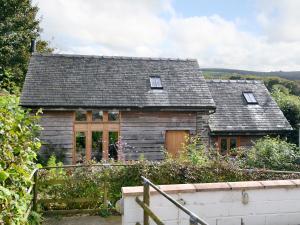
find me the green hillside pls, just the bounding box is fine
[202,69,300,96]
[202,68,300,81]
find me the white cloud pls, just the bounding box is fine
[257,0,300,42]
[166,14,300,71]
[34,0,300,71]
[35,0,168,54]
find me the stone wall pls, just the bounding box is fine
[196,112,210,148]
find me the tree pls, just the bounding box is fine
[272,87,300,144]
[0,0,53,93]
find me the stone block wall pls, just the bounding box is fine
[122,179,300,225]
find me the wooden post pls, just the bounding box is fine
[136,197,164,225]
[103,181,108,209]
[103,112,109,160]
[86,112,92,161]
[143,182,150,225]
[33,170,38,211]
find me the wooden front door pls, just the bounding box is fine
[165,130,189,157]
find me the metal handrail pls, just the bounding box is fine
[141,176,209,225]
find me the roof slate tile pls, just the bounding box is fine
[207,79,292,132]
[20,54,215,109]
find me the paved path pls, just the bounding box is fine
[43,215,121,225]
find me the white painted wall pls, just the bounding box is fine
[122,180,300,225]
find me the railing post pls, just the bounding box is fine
[143,181,150,225]
[190,216,198,225]
[33,169,38,211]
[103,181,108,209]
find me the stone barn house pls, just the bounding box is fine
[20,53,292,164]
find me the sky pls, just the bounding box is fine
[33,0,300,71]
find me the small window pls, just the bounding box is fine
[150,76,163,89]
[92,110,103,121]
[108,111,119,121]
[243,92,257,104]
[75,111,87,121]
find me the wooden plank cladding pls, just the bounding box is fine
[39,110,210,164]
[120,111,197,161]
[39,111,74,164]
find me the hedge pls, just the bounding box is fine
[38,159,300,212]
[0,95,41,224]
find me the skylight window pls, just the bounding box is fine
[243,92,258,104]
[150,76,163,89]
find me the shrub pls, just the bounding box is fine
[0,95,41,224]
[38,157,300,213]
[243,136,300,170]
[37,135,300,213]
[272,87,300,144]
[35,159,247,211]
[37,143,66,166]
[178,135,209,165]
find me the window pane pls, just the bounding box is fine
[75,132,86,163]
[230,138,237,150]
[244,93,251,102]
[92,110,103,121]
[249,94,257,103]
[220,138,227,155]
[155,77,162,87]
[150,77,163,89]
[243,92,257,104]
[109,132,118,160]
[75,111,86,121]
[91,131,103,162]
[108,111,119,121]
[150,77,156,87]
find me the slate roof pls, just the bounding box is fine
[207,79,292,133]
[20,54,215,109]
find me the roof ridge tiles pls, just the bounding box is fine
[205,79,263,84]
[32,53,197,62]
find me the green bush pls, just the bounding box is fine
[243,136,300,170]
[38,159,249,212]
[177,135,209,165]
[272,88,300,144]
[37,135,300,213]
[0,95,41,224]
[38,157,300,213]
